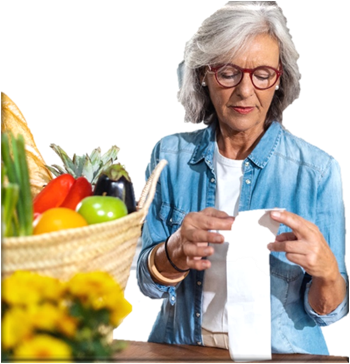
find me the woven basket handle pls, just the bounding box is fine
[137,159,168,221]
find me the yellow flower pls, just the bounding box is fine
[66,271,132,326]
[2,271,41,305]
[56,314,78,338]
[32,274,64,301]
[2,271,64,306]
[109,295,132,327]
[67,271,117,300]
[87,284,122,311]
[2,307,33,349]
[13,334,72,361]
[26,302,62,331]
[25,302,78,337]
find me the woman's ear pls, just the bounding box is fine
[199,66,208,86]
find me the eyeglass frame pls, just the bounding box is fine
[207,63,283,90]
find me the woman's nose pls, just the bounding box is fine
[233,73,254,98]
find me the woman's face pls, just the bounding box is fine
[204,33,280,138]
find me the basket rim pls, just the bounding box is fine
[2,208,145,247]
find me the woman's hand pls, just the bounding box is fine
[155,208,234,277]
[268,210,346,314]
[267,210,338,279]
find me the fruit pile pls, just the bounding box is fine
[2,134,136,237]
[33,144,137,235]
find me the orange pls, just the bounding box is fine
[33,207,88,235]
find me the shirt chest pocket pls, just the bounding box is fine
[159,203,186,235]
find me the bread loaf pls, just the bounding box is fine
[1,92,53,197]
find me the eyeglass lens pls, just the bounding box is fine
[216,65,278,89]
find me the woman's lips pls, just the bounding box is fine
[231,106,255,114]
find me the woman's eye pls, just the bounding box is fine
[219,70,240,79]
[254,70,275,80]
[221,73,234,79]
[254,73,270,80]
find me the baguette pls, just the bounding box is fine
[1,92,52,197]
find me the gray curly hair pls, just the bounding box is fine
[177,1,301,127]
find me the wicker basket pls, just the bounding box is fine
[1,159,167,290]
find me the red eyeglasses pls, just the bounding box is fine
[207,63,283,90]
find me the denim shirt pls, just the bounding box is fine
[136,121,349,355]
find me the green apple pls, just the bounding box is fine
[76,196,128,225]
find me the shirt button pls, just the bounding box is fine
[171,296,175,301]
[210,178,215,183]
[196,312,200,317]
[245,161,250,167]
[245,179,251,184]
[169,218,173,223]
[197,281,202,286]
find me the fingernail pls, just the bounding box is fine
[203,248,211,255]
[267,243,273,250]
[271,211,281,218]
[202,260,210,269]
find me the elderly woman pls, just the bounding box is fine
[136,1,348,355]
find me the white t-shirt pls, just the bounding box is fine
[201,142,243,333]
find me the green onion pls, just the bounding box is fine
[2,183,19,237]
[1,132,33,236]
[16,135,33,235]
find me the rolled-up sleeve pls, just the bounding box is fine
[136,224,177,303]
[304,158,349,325]
[304,278,349,326]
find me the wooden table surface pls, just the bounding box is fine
[113,341,349,363]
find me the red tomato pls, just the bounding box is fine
[60,176,92,210]
[33,174,75,214]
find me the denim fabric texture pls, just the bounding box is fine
[136,121,349,354]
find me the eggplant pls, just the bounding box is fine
[93,163,136,214]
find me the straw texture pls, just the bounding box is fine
[2,159,168,290]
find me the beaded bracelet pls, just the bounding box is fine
[164,236,190,273]
[148,243,189,286]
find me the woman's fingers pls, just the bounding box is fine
[184,228,226,244]
[268,210,339,279]
[268,239,306,254]
[270,210,314,239]
[183,241,214,258]
[186,257,211,270]
[184,209,234,233]
[275,232,297,242]
[169,208,234,271]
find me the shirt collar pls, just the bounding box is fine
[190,122,217,165]
[190,121,283,169]
[248,121,283,168]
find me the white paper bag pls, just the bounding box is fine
[227,256,271,362]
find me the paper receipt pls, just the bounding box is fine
[257,208,285,237]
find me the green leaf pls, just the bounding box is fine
[89,147,102,165]
[47,164,67,175]
[101,145,119,165]
[81,155,94,183]
[72,154,86,177]
[111,340,128,354]
[50,144,76,175]
[69,300,85,319]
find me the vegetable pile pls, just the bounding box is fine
[1,135,136,237]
